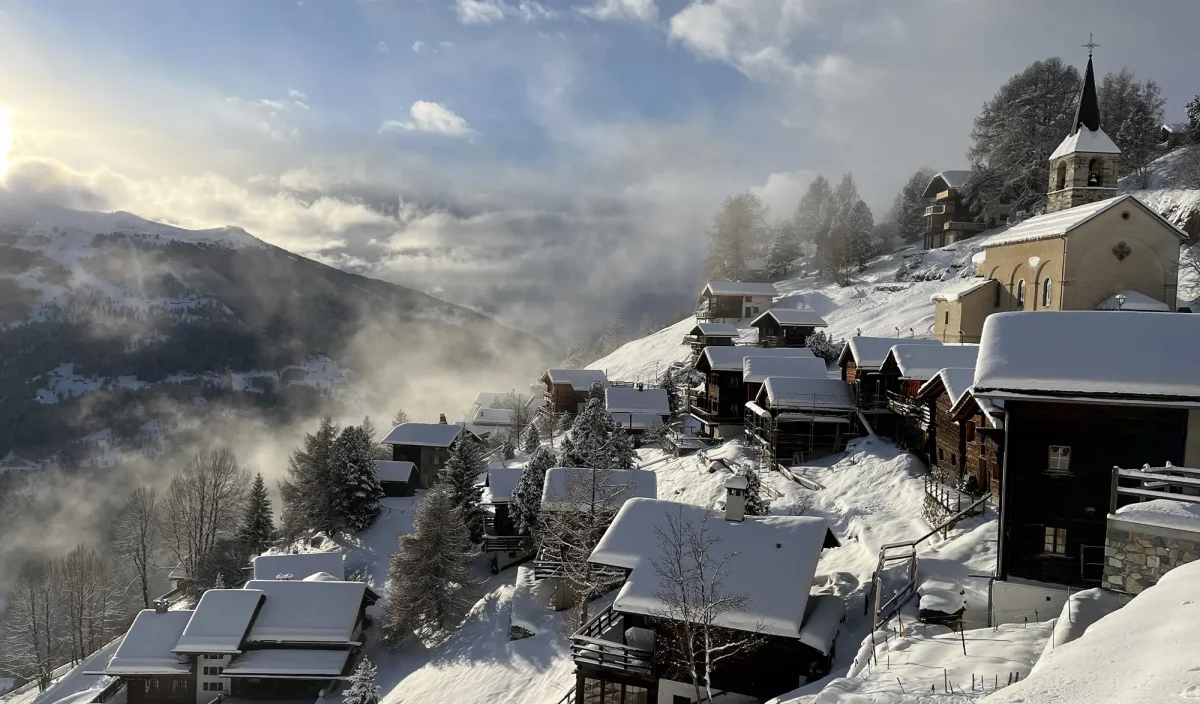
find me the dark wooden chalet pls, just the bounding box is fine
[572,496,844,703]
[750,309,829,348]
[699,281,777,323]
[687,346,816,439]
[873,344,978,451]
[745,376,859,466]
[374,460,415,497]
[837,337,943,415]
[541,369,609,417]
[481,466,532,571]
[948,389,1005,499]
[683,321,739,353]
[382,422,475,489]
[913,368,991,522]
[974,311,1200,590]
[741,354,824,411]
[921,170,988,250]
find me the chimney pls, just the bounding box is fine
[724,474,748,522]
[154,600,169,614]
[439,413,447,424]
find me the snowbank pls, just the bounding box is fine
[1113,498,1200,533]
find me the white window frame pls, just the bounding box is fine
[1047,445,1072,475]
[1043,526,1067,555]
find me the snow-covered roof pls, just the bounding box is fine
[1049,126,1121,159]
[252,552,345,581]
[979,195,1186,249]
[742,356,829,384]
[759,377,856,411]
[688,322,740,337]
[1162,122,1187,134]
[1113,498,1200,533]
[605,386,669,415]
[173,589,265,654]
[750,309,829,328]
[243,580,365,645]
[797,594,846,655]
[541,468,657,511]
[103,610,194,675]
[883,344,979,381]
[699,346,814,372]
[542,369,609,391]
[222,649,350,678]
[472,407,515,426]
[1095,290,1170,312]
[930,277,996,303]
[920,170,974,198]
[589,498,831,638]
[375,460,415,484]
[702,281,778,298]
[483,467,524,504]
[609,412,665,430]
[841,337,942,370]
[381,422,462,447]
[974,311,1200,402]
[474,392,501,409]
[916,368,976,406]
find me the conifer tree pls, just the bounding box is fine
[742,468,769,516]
[565,397,636,470]
[391,409,411,427]
[888,169,933,241]
[342,658,381,704]
[522,422,541,454]
[500,433,516,461]
[588,380,606,404]
[511,446,557,535]
[379,487,477,645]
[638,312,657,338]
[330,425,384,532]
[237,473,275,558]
[702,193,768,281]
[439,437,486,543]
[279,416,340,537]
[793,176,833,245]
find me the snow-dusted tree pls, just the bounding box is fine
[764,220,802,281]
[563,397,635,470]
[522,422,541,454]
[57,544,125,662]
[562,340,591,369]
[650,505,762,703]
[596,315,628,357]
[741,468,769,516]
[1118,99,1165,188]
[342,658,381,704]
[364,415,392,459]
[1099,68,1165,169]
[330,425,384,532]
[439,436,486,543]
[495,391,533,444]
[391,408,411,427]
[703,193,769,282]
[966,58,1081,213]
[111,486,158,608]
[160,448,249,585]
[804,331,843,366]
[888,169,933,241]
[819,175,874,284]
[638,312,657,338]
[237,474,275,558]
[379,486,477,645]
[587,380,606,405]
[556,409,574,438]
[510,446,556,535]
[499,433,516,461]
[793,176,833,246]
[279,416,339,537]
[1187,93,1200,142]
[0,559,62,690]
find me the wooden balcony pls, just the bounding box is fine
[935,188,959,202]
[482,534,531,553]
[943,221,987,232]
[924,204,946,217]
[570,605,654,676]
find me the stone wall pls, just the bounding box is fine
[1102,516,1200,594]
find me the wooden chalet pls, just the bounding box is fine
[699,282,777,323]
[948,388,1005,499]
[749,309,828,348]
[374,460,415,497]
[745,376,859,466]
[921,170,988,250]
[873,344,979,450]
[541,369,609,417]
[381,422,473,489]
[974,311,1200,591]
[838,337,943,414]
[742,354,827,406]
[605,386,670,438]
[570,496,844,703]
[688,346,815,439]
[91,555,377,704]
[683,321,739,352]
[481,466,532,571]
[913,368,991,523]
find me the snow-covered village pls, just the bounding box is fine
[4,3,1200,704]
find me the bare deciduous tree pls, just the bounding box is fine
[160,448,250,585]
[57,544,126,663]
[0,559,61,691]
[111,487,159,608]
[650,506,762,703]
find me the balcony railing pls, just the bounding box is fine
[943,221,987,232]
[570,605,654,676]
[482,534,532,553]
[885,390,922,417]
[924,204,946,217]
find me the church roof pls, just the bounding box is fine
[979,195,1187,249]
[1050,55,1120,159]
[1073,55,1102,134]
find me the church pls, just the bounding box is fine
[932,50,1187,343]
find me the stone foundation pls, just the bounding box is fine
[1102,516,1200,594]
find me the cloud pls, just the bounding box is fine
[375,40,391,54]
[438,41,456,49]
[287,88,307,100]
[579,0,658,22]
[411,40,425,53]
[668,0,818,80]
[452,0,557,24]
[378,101,476,137]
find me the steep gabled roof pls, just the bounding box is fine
[882,345,979,382]
[375,460,415,483]
[688,321,740,338]
[542,368,609,391]
[916,367,977,406]
[605,386,670,415]
[750,308,829,328]
[243,580,366,645]
[483,466,524,504]
[103,610,194,675]
[921,170,974,198]
[381,422,462,448]
[742,355,829,384]
[980,195,1187,249]
[758,376,856,411]
[702,281,778,297]
[838,337,942,371]
[697,345,814,372]
[174,589,265,654]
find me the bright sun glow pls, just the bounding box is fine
[0,107,12,179]
[0,107,13,180]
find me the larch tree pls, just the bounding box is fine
[379,486,477,645]
[888,169,933,242]
[391,409,411,427]
[510,446,557,535]
[702,193,769,282]
[0,559,61,690]
[330,425,384,532]
[764,220,802,281]
[342,658,381,704]
[279,416,340,538]
[439,436,486,543]
[237,474,275,559]
[160,448,249,584]
[792,176,833,247]
[110,486,159,609]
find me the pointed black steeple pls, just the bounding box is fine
[1072,54,1101,134]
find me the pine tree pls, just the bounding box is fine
[596,315,628,357]
[1187,93,1200,141]
[888,169,933,241]
[511,446,557,535]
[562,341,591,369]
[702,192,769,281]
[793,176,833,245]
[588,380,606,404]
[361,416,377,443]
[1118,99,1165,188]
[742,468,769,516]
[565,397,636,470]
[638,312,657,338]
[522,422,541,454]
[764,221,801,280]
[819,174,874,284]
[500,433,516,461]
[342,658,381,704]
[379,487,477,645]
[237,473,275,558]
[439,437,486,543]
[391,409,411,427]
[330,425,384,532]
[279,416,340,537]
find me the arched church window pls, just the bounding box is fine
[992,279,1001,308]
[1088,159,1102,187]
[1042,277,1052,307]
[1055,162,1067,190]
[1016,280,1026,310]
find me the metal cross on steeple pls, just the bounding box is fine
[1083,33,1099,57]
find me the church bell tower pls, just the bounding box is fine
[1047,37,1121,213]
